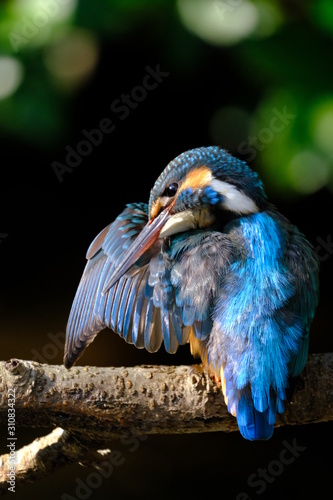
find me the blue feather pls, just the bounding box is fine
[193,318,213,341]
[117,278,133,334]
[237,393,274,441]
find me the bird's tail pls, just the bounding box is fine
[195,343,281,441]
[220,366,282,441]
[236,394,275,441]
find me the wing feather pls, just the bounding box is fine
[64,204,157,368]
[144,298,163,352]
[116,277,133,334]
[64,203,192,368]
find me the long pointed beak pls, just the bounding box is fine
[102,205,172,294]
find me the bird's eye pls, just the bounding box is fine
[163,182,178,198]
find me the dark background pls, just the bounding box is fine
[0,1,332,498]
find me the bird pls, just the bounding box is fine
[63,146,319,441]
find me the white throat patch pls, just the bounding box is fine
[158,209,197,238]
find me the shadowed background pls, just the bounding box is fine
[0,1,332,498]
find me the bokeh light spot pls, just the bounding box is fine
[44,29,99,89]
[288,150,329,194]
[12,0,77,23]
[0,56,23,100]
[177,0,259,46]
[311,99,333,158]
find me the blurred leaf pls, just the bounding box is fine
[311,0,333,35]
[234,23,333,90]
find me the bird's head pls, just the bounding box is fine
[148,145,267,237]
[105,146,267,290]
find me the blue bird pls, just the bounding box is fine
[63,146,319,440]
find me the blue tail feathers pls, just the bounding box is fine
[236,392,276,441]
[237,408,274,441]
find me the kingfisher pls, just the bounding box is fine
[63,146,319,441]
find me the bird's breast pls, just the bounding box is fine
[193,207,216,229]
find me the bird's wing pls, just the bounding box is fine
[64,202,165,368]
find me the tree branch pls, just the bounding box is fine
[0,427,113,489]
[0,354,332,488]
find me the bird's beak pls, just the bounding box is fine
[102,204,172,294]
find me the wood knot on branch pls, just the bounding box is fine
[2,359,42,399]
